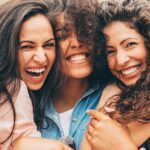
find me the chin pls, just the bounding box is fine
[122,79,139,86]
[73,72,91,79]
[27,84,43,91]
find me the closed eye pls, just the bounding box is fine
[19,45,33,51]
[44,42,55,49]
[56,28,71,40]
[105,45,116,56]
[106,49,116,56]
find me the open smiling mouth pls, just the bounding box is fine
[121,64,141,76]
[25,68,45,77]
[66,53,90,64]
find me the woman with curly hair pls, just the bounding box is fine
[81,0,150,149]
[36,0,104,150]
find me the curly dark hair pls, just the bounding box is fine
[96,0,150,124]
[0,0,62,143]
[60,0,104,83]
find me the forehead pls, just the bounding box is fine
[103,21,141,39]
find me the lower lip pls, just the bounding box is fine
[25,72,45,83]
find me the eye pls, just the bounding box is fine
[44,42,55,49]
[105,46,116,56]
[19,45,33,51]
[56,28,71,40]
[106,49,116,56]
[126,42,137,48]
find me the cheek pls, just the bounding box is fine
[107,57,115,70]
[47,51,56,64]
[18,53,24,71]
[59,40,70,53]
[133,45,148,60]
[18,51,32,65]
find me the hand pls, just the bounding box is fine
[86,110,137,150]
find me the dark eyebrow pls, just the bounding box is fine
[19,41,34,44]
[45,39,55,44]
[19,38,55,45]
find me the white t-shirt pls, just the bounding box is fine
[59,108,74,136]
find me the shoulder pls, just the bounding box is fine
[97,82,121,109]
[14,80,31,104]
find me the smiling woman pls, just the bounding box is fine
[81,0,150,149]
[39,1,103,150]
[96,0,150,125]
[104,21,148,86]
[0,0,72,149]
[18,14,56,90]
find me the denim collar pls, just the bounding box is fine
[44,82,100,119]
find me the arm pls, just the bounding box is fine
[12,137,73,150]
[81,110,137,150]
[96,83,150,148]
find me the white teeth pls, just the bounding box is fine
[26,68,45,73]
[69,54,87,63]
[122,66,140,75]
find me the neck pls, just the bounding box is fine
[53,78,89,113]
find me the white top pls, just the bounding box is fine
[59,108,74,136]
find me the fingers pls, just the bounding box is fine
[89,118,100,129]
[87,122,95,136]
[87,109,110,121]
[87,119,101,138]
[104,106,115,112]
[86,131,101,149]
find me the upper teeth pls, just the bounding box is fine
[122,66,140,75]
[70,54,86,62]
[26,68,45,73]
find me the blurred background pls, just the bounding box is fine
[0,0,8,5]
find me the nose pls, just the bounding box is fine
[70,34,82,48]
[116,50,130,66]
[33,47,47,64]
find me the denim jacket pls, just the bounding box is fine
[40,82,103,150]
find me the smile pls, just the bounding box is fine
[25,68,46,77]
[66,53,89,64]
[121,64,141,76]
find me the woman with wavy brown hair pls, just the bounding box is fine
[81,0,150,149]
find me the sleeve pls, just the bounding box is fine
[0,81,41,150]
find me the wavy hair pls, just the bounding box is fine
[96,0,150,124]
